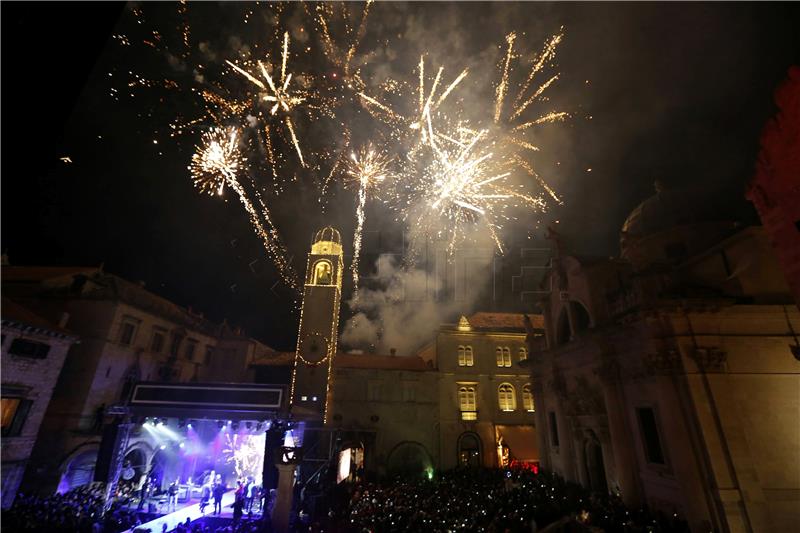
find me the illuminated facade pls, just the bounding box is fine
[290,227,344,422]
[428,313,542,470]
[1,266,273,495]
[530,186,800,532]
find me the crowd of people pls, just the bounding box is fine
[4,484,144,533]
[330,467,691,532]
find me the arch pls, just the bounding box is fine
[457,432,482,467]
[57,447,99,493]
[464,346,474,366]
[583,431,607,493]
[570,300,591,333]
[498,383,516,411]
[311,259,333,285]
[522,384,535,412]
[518,346,528,361]
[457,345,466,366]
[386,441,433,478]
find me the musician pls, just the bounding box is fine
[136,473,149,511]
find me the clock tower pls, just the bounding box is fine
[290,226,344,422]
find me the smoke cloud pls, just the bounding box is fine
[341,231,497,356]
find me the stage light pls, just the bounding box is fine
[179,442,185,449]
[228,420,232,424]
[160,444,166,450]
[161,418,168,426]
[232,422,240,432]
[187,422,193,429]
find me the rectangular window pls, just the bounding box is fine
[169,332,183,357]
[8,338,50,359]
[1,397,32,437]
[548,412,560,447]
[637,407,666,465]
[150,328,166,353]
[459,386,477,420]
[184,339,198,360]
[119,316,140,346]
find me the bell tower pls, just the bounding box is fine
[290,227,343,422]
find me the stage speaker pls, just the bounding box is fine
[94,423,122,483]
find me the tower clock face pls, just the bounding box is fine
[299,333,329,365]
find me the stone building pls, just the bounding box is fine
[424,312,542,470]
[2,266,274,494]
[1,297,78,508]
[256,313,544,478]
[528,186,800,533]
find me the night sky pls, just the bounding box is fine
[2,2,798,351]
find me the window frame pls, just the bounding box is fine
[636,406,669,467]
[184,338,199,361]
[8,338,51,359]
[1,396,32,437]
[519,346,528,361]
[498,383,516,412]
[496,346,512,367]
[150,327,166,353]
[464,346,474,366]
[522,384,535,412]
[118,316,141,346]
[458,385,477,413]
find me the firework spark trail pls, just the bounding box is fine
[190,127,298,289]
[346,146,393,295]
[225,31,308,167]
[488,30,569,205]
[494,32,516,122]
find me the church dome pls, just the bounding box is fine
[314,226,341,244]
[620,183,739,268]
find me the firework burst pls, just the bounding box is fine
[226,31,309,168]
[189,126,298,289]
[345,144,393,294]
[490,29,568,203]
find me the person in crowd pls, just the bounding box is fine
[212,481,225,515]
[199,482,211,514]
[167,479,179,512]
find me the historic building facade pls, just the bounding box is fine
[2,266,274,495]
[529,187,800,533]
[426,312,542,470]
[1,298,78,508]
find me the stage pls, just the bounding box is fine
[125,489,265,532]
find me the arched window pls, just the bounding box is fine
[311,260,333,285]
[498,383,516,411]
[523,384,535,412]
[519,346,528,361]
[459,386,476,420]
[458,346,466,366]
[496,347,511,367]
[458,433,481,467]
[464,346,474,366]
